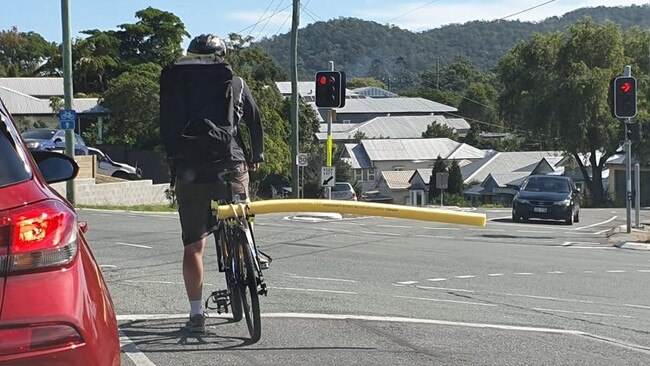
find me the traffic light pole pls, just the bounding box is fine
[290,0,300,198]
[623,65,633,233]
[635,163,641,228]
[325,61,334,200]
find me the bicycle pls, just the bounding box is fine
[204,174,267,343]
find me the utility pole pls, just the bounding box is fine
[624,66,633,233]
[290,0,300,198]
[61,0,75,203]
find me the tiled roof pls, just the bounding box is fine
[379,170,415,189]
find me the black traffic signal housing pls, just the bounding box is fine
[626,122,642,142]
[613,76,637,118]
[315,71,346,108]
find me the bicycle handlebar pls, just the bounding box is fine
[212,199,486,227]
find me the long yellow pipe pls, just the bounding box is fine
[213,199,486,227]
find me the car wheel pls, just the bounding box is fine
[512,209,520,223]
[565,209,574,225]
[574,209,580,223]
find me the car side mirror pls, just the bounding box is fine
[31,150,79,184]
[574,187,581,194]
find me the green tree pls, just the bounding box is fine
[101,63,162,149]
[458,82,501,132]
[422,123,459,139]
[347,77,387,89]
[72,30,121,94]
[428,156,447,203]
[0,27,58,76]
[447,160,463,195]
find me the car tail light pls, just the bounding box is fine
[0,323,83,356]
[0,200,78,274]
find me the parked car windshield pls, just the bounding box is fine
[22,129,57,139]
[332,183,352,192]
[522,177,570,193]
[0,117,31,187]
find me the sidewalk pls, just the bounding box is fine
[607,220,650,251]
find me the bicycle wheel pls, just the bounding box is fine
[237,235,261,342]
[219,229,243,321]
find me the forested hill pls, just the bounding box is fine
[257,4,650,78]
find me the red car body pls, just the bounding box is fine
[0,100,120,365]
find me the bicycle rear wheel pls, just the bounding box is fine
[237,237,261,342]
[219,229,243,321]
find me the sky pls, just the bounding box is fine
[1,0,646,49]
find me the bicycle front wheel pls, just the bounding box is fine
[238,239,261,342]
[218,229,243,321]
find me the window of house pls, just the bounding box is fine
[355,169,363,182]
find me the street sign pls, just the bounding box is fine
[59,109,77,130]
[436,172,449,190]
[320,166,336,187]
[296,153,309,167]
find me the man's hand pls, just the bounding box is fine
[248,162,260,172]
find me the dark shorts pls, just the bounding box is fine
[175,163,249,245]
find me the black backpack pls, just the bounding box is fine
[159,58,246,166]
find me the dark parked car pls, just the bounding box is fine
[0,101,120,365]
[512,175,581,225]
[22,128,89,155]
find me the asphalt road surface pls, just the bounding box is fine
[78,207,650,366]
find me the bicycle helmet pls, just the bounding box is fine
[187,34,226,57]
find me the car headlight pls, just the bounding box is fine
[553,199,571,206]
[26,141,40,149]
[516,198,530,204]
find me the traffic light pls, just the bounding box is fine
[613,76,637,118]
[315,71,346,108]
[626,122,642,142]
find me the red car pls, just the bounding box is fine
[0,99,120,365]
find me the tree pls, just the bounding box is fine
[497,18,646,205]
[422,123,459,139]
[72,30,121,94]
[427,156,447,203]
[458,82,501,132]
[0,27,58,76]
[100,63,162,149]
[447,160,463,195]
[347,77,387,89]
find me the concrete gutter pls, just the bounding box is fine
[607,222,650,251]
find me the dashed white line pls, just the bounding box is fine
[454,275,476,279]
[487,273,504,277]
[396,281,419,285]
[378,224,413,229]
[607,270,626,273]
[574,216,617,231]
[533,307,633,319]
[426,278,447,282]
[120,331,157,366]
[624,304,650,310]
[594,228,610,235]
[270,287,358,295]
[394,295,497,307]
[584,271,596,273]
[416,286,475,293]
[547,271,564,274]
[514,272,533,275]
[319,228,352,233]
[638,270,650,273]
[290,275,357,283]
[415,234,455,239]
[506,293,593,304]
[100,265,118,269]
[115,242,152,249]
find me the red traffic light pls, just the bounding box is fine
[319,76,327,85]
[620,82,632,93]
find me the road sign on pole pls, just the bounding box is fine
[59,109,76,130]
[320,166,336,187]
[296,153,309,167]
[436,172,449,207]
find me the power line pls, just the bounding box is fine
[236,2,293,35]
[255,0,291,41]
[246,0,277,40]
[387,0,442,23]
[500,0,558,20]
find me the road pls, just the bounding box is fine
[79,207,650,365]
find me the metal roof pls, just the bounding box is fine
[275,81,357,97]
[352,87,398,98]
[0,87,106,115]
[360,138,488,162]
[342,143,373,169]
[378,170,415,190]
[461,151,563,184]
[315,115,470,141]
[333,97,457,114]
[0,77,63,97]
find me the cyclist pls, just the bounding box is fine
[160,34,265,333]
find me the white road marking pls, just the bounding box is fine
[290,275,357,283]
[517,230,549,234]
[487,273,504,277]
[396,281,419,285]
[562,241,602,246]
[606,270,626,273]
[594,229,610,235]
[270,287,358,295]
[488,216,512,221]
[533,308,633,319]
[319,228,353,233]
[120,330,157,366]
[378,224,412,229]
[506,293,593,304]
[361,230,400,236]
[115,242,152,249]
[638,270,650,273]
[125,280,175,284]
[426,278,447,282]
[574,216,617,231]
[547,271,564,274]
[624,304,650,310]
[416,286,475,293]
[415,234,455,239]
[514,272,533,275]
[394,295,497,307]
[100,265,118,268]
[584,271,596,273]
[335,222,366,226]
[454,275,476,279]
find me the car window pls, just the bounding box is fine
[0,115,31,187]
[332,183,352,192]
[522,177,570,193]
[22,129,56,139]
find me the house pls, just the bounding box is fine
[314,97,457,124]
[342,138,491,192]
[374,170,416,205]
[603,154,650,207]
[459,151,565,206]
[315,115,471,143]
[0,78,108,138]
[352,87,398,98]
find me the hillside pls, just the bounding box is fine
[257,4,650,79]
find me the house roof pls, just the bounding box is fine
[275,81,357,97]
[378,170,415,190]
[332,97,457,114]
[352,87,398,98]
[0,77,63,97]
[342,143,373,169]
[360,138,489,162]
[0,87,107,115]
[315,115,471,141]
[461,151,563,184]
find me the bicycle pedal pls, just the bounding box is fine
[206,290,230,313]
[258,283,268,296]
